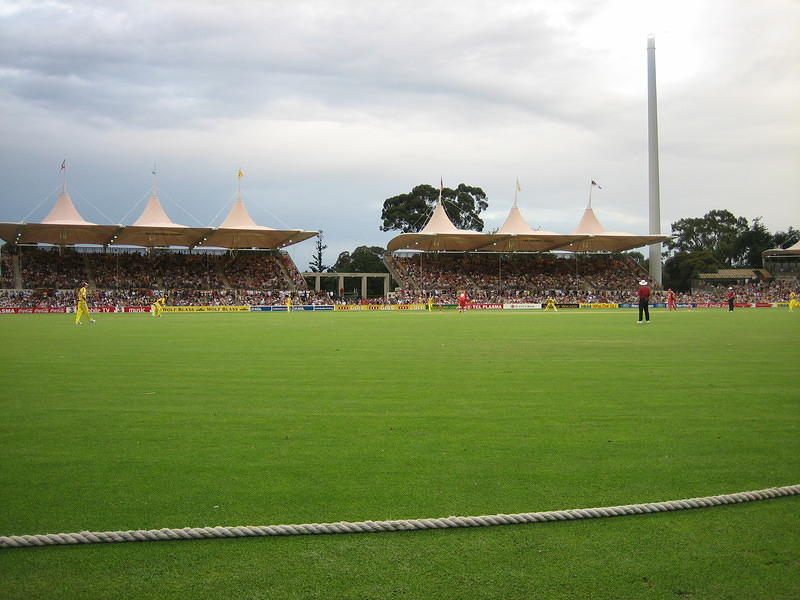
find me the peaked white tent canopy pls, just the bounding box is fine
[0,191,118,246]
[556,204,669,253]
[110,194,201,247]
[0,182,317,251]
[762,239,800,257]
[472,203,588,252]
[386,200,489,252]
[199,196,316,250]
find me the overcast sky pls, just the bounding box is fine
[1,0,798,268]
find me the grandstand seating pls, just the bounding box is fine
[0,246,794,306]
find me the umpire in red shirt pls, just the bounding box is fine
[637,279,651,324]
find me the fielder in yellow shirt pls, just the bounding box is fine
[75,282,95,325]
[543,297,558,312]
[150,296,166,317]
[789,291,798,312]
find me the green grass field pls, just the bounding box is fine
[1,308,798,599]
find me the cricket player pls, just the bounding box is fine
[666,289,677,311]
[458,290,468,312]
[75,282,95,325]
[726,287,735,312]
[543,297,557,312]
[789,291,798,312]
[150,296,166,317]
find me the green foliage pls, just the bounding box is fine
[666,209,749,266]
[331,246,388,273]
[734,217,774,268]
[663,249,720,291]
[380,183,488,233]
[307,231,328,273]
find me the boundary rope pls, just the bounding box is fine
[2,484,798,549]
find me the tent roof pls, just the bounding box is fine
[556,205,669,252]
[132,195,187,228]
[386,200,486,252]
[109,194,200,247]
[219,197,273,230]
[762,240,800,256]
[199,195,316,249]
[0,190,317,250]
[42,191,95,226]
[0,190,119,245]
[388,201,605,253]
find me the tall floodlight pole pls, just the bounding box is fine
[647,35,662,285]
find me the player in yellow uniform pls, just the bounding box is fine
[285,294,292,311]
[543,296,557,312]
[75,282,95,325]
[427,295,434,312]
[150,296,166,317]
[789,291,798,312]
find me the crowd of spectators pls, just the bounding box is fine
[3,247,298,292]
[18,249,86,289]
[1,253,14,288]
[391,253,645,303]
[88,252,162,289]
[1,247,797,308]
[225,253,286,289]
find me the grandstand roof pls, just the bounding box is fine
[386,200,490,252]
[386,199,666,254]
[762,240,800,257]
[110,194,201,247]
[0,187,317,250]
[0,190,119,246]
[557,205,669,253]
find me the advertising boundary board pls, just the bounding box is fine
[124,306,150,313]
[334,304,427,311]
[579,303,619,309]
[162,306,250,313]
[503,303,543,310]
[251,305,334,312]
[1,302,786,315]
[0,307,68,314]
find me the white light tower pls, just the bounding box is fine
[647,35,663,285]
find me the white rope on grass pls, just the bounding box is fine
[2,484,798,549]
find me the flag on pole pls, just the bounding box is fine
[59,160,66,171]
[152,164,157,176]
[439,177,444,192]
[591,180,602,189]
[516,178,522,192]
[237,169,244,179]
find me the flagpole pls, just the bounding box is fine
[151,164,158,197]
[514,178,519,207]
[588,180,593,208]
[61,160,67,195]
